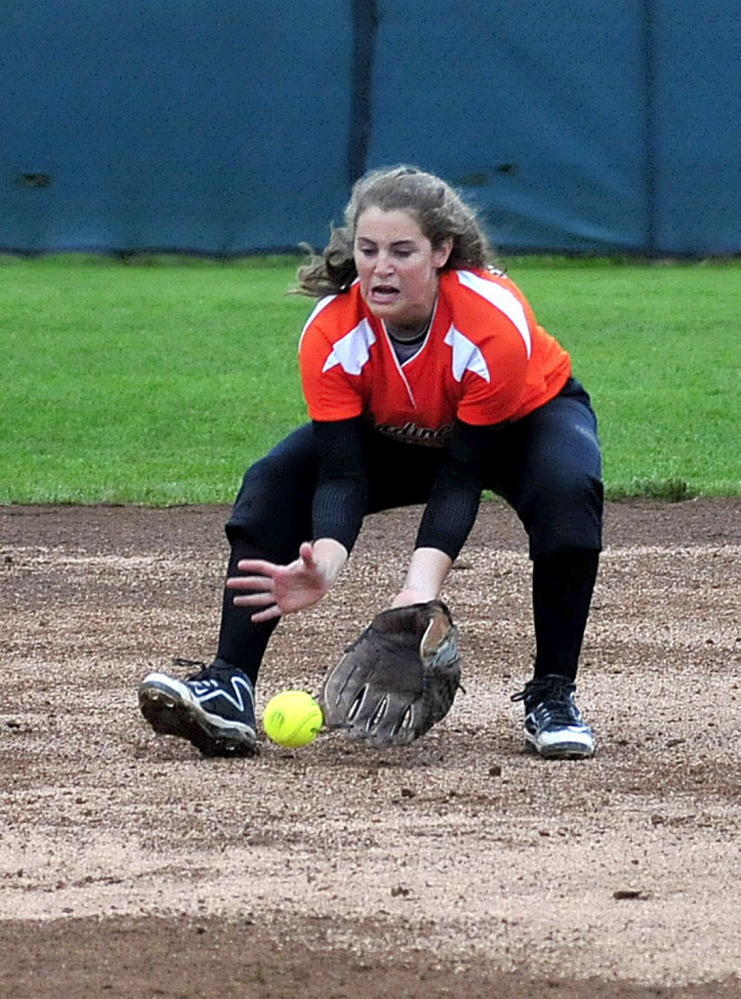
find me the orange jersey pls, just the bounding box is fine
[298,268,571,445]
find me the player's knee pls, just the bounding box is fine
[226,456,314,555]
[523,472,603,558]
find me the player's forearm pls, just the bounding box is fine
[392,547,453,607]
[414,420,500,560]
[311,418,368,554]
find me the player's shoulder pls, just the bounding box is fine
[299,283,365,350]
[440,268,534,346]
[442,267,528,308]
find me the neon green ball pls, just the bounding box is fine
[263,690,324,747]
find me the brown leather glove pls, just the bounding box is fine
[319,600,462,746]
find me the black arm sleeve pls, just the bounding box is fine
[415,420,503,561]
[311,417,368,554]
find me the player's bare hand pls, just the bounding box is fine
[226,542,331,622]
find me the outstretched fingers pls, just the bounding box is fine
[225,563,279,617]
[228,582,282,621]
[224,542,329,620]
[231,558,277,577]
[226,571,275,594]
[245,603,283,623]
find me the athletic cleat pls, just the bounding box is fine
[511,674,594,759]
[138,658,258,757]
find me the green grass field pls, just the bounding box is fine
[1,255,739,504]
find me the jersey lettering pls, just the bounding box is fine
[375,421,454,446]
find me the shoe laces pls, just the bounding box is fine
[511,674,580,725]
[172,657,235,683]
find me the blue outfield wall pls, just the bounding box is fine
[367,0,650,254]
[0,0,354,255]
[1,0,739,256]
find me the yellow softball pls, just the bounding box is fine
[262,690,324,747]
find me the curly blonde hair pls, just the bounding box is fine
[295,165,495,298]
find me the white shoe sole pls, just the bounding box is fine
[524,729,595,759]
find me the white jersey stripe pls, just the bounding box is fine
[444,326,491,383]
[321,319,376,375]
[456,270,532,358]
[298,294,338,353]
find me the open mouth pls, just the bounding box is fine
[369,284,399,302]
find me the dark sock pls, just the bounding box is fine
[532,549,599,682]
[216,536,281,687]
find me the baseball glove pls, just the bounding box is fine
[319,600,462,746]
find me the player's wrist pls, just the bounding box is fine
[311,537,349,589]
[398,547,452,604]
[391,586,440,607]
[391,590,416,607]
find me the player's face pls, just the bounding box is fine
[354,207,452,329]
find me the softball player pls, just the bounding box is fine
[139,166,603,760]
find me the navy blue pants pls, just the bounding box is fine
[219,378,603,684]
[227,378,602,559]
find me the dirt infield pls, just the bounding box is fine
[1,499,740,999]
